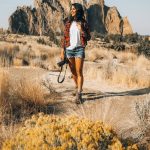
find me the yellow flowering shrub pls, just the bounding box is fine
[2,113,138,150]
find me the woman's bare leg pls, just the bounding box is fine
[75,57,84,93]
[68,58,78,88]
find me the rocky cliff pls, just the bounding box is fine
[9,0,133,36]
[122,17,133,35]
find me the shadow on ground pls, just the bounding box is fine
[82,88,150,101]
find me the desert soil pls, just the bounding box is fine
[4,65,150,139]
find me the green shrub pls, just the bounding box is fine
[111,42,125,51]
[104,33,141,44]
[103,35,110,43]
[37,38,47,45]
[103,34,122,43]
[123,33,141,44]
[91,31,104,40]
[138,40,150,57]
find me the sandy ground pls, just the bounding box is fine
[4,65,150,139]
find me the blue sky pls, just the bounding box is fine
[0,0,149,35]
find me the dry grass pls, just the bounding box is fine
[136,55,150,71]
[65,97,136,136]
[0,70,17,148]
[111,68,150,88]
[86,47,112,62]
[15,43,60,70]
[84,62,150,88]
[0,68,57,125]
[64,95,150,149]
[0,34,60,70]
[134,98,150,139]
[0,67,59,148]
[84,47,150,88]
[117,51,138,65]
[0,123,21,150]
[0,35,149,149]
[1,37,149,88]
[13,58,22,66]
[0,43,19,67]
[29,46,60,70]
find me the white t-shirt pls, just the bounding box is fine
[66,21,81,50]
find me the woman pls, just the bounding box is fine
[60,3,91,104]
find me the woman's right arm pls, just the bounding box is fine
[60,48,65,60]
[60,22,66,60]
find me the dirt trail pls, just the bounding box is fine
[5,66,150,139]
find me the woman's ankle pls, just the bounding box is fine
[78,89,83,93]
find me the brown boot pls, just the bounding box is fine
[75,92,83,104]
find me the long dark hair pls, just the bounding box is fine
[69,3,85,22]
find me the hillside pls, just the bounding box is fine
[0,32,150,149]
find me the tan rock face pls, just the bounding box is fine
[9,0,133,36]
[122,17,133,35]
[87,0,133,35]
[71,0,86,5]
[9,0,65,36]
[105,7,122,34]
[59,0,71,15]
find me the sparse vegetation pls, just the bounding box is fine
[86,48,150,88]
[37,37,47,45]
[102,33,150,58]
[133,99,150,149]
[0,69,57,125]
[0,33,150,149]
[138,40,150,57]
[103,33,140,44]
[0,68,60,149]
[2,114,138,150]
[135,99,150,140]
[0,44,20,67]
[123,33,140,44]
[91,31,104,40]
[111,42,125,51]
[104,34,122,43]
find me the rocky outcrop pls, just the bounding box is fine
[87,0,107,34]
[9,6,35,34]
[105,7,122,34]
[9,0,65,36]
[9,0,133,36]
[122,17,133,35]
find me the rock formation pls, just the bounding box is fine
[105,7,122,34]
[9,0,133,36]
[87,0,107,34]
[122,17,133,35]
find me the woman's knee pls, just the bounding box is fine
[70,68,77,76]
[76,70,83,77]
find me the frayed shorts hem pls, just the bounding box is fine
[66,55,85,59]
[65,47,85,59]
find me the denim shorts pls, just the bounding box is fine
[65,47,85,59]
